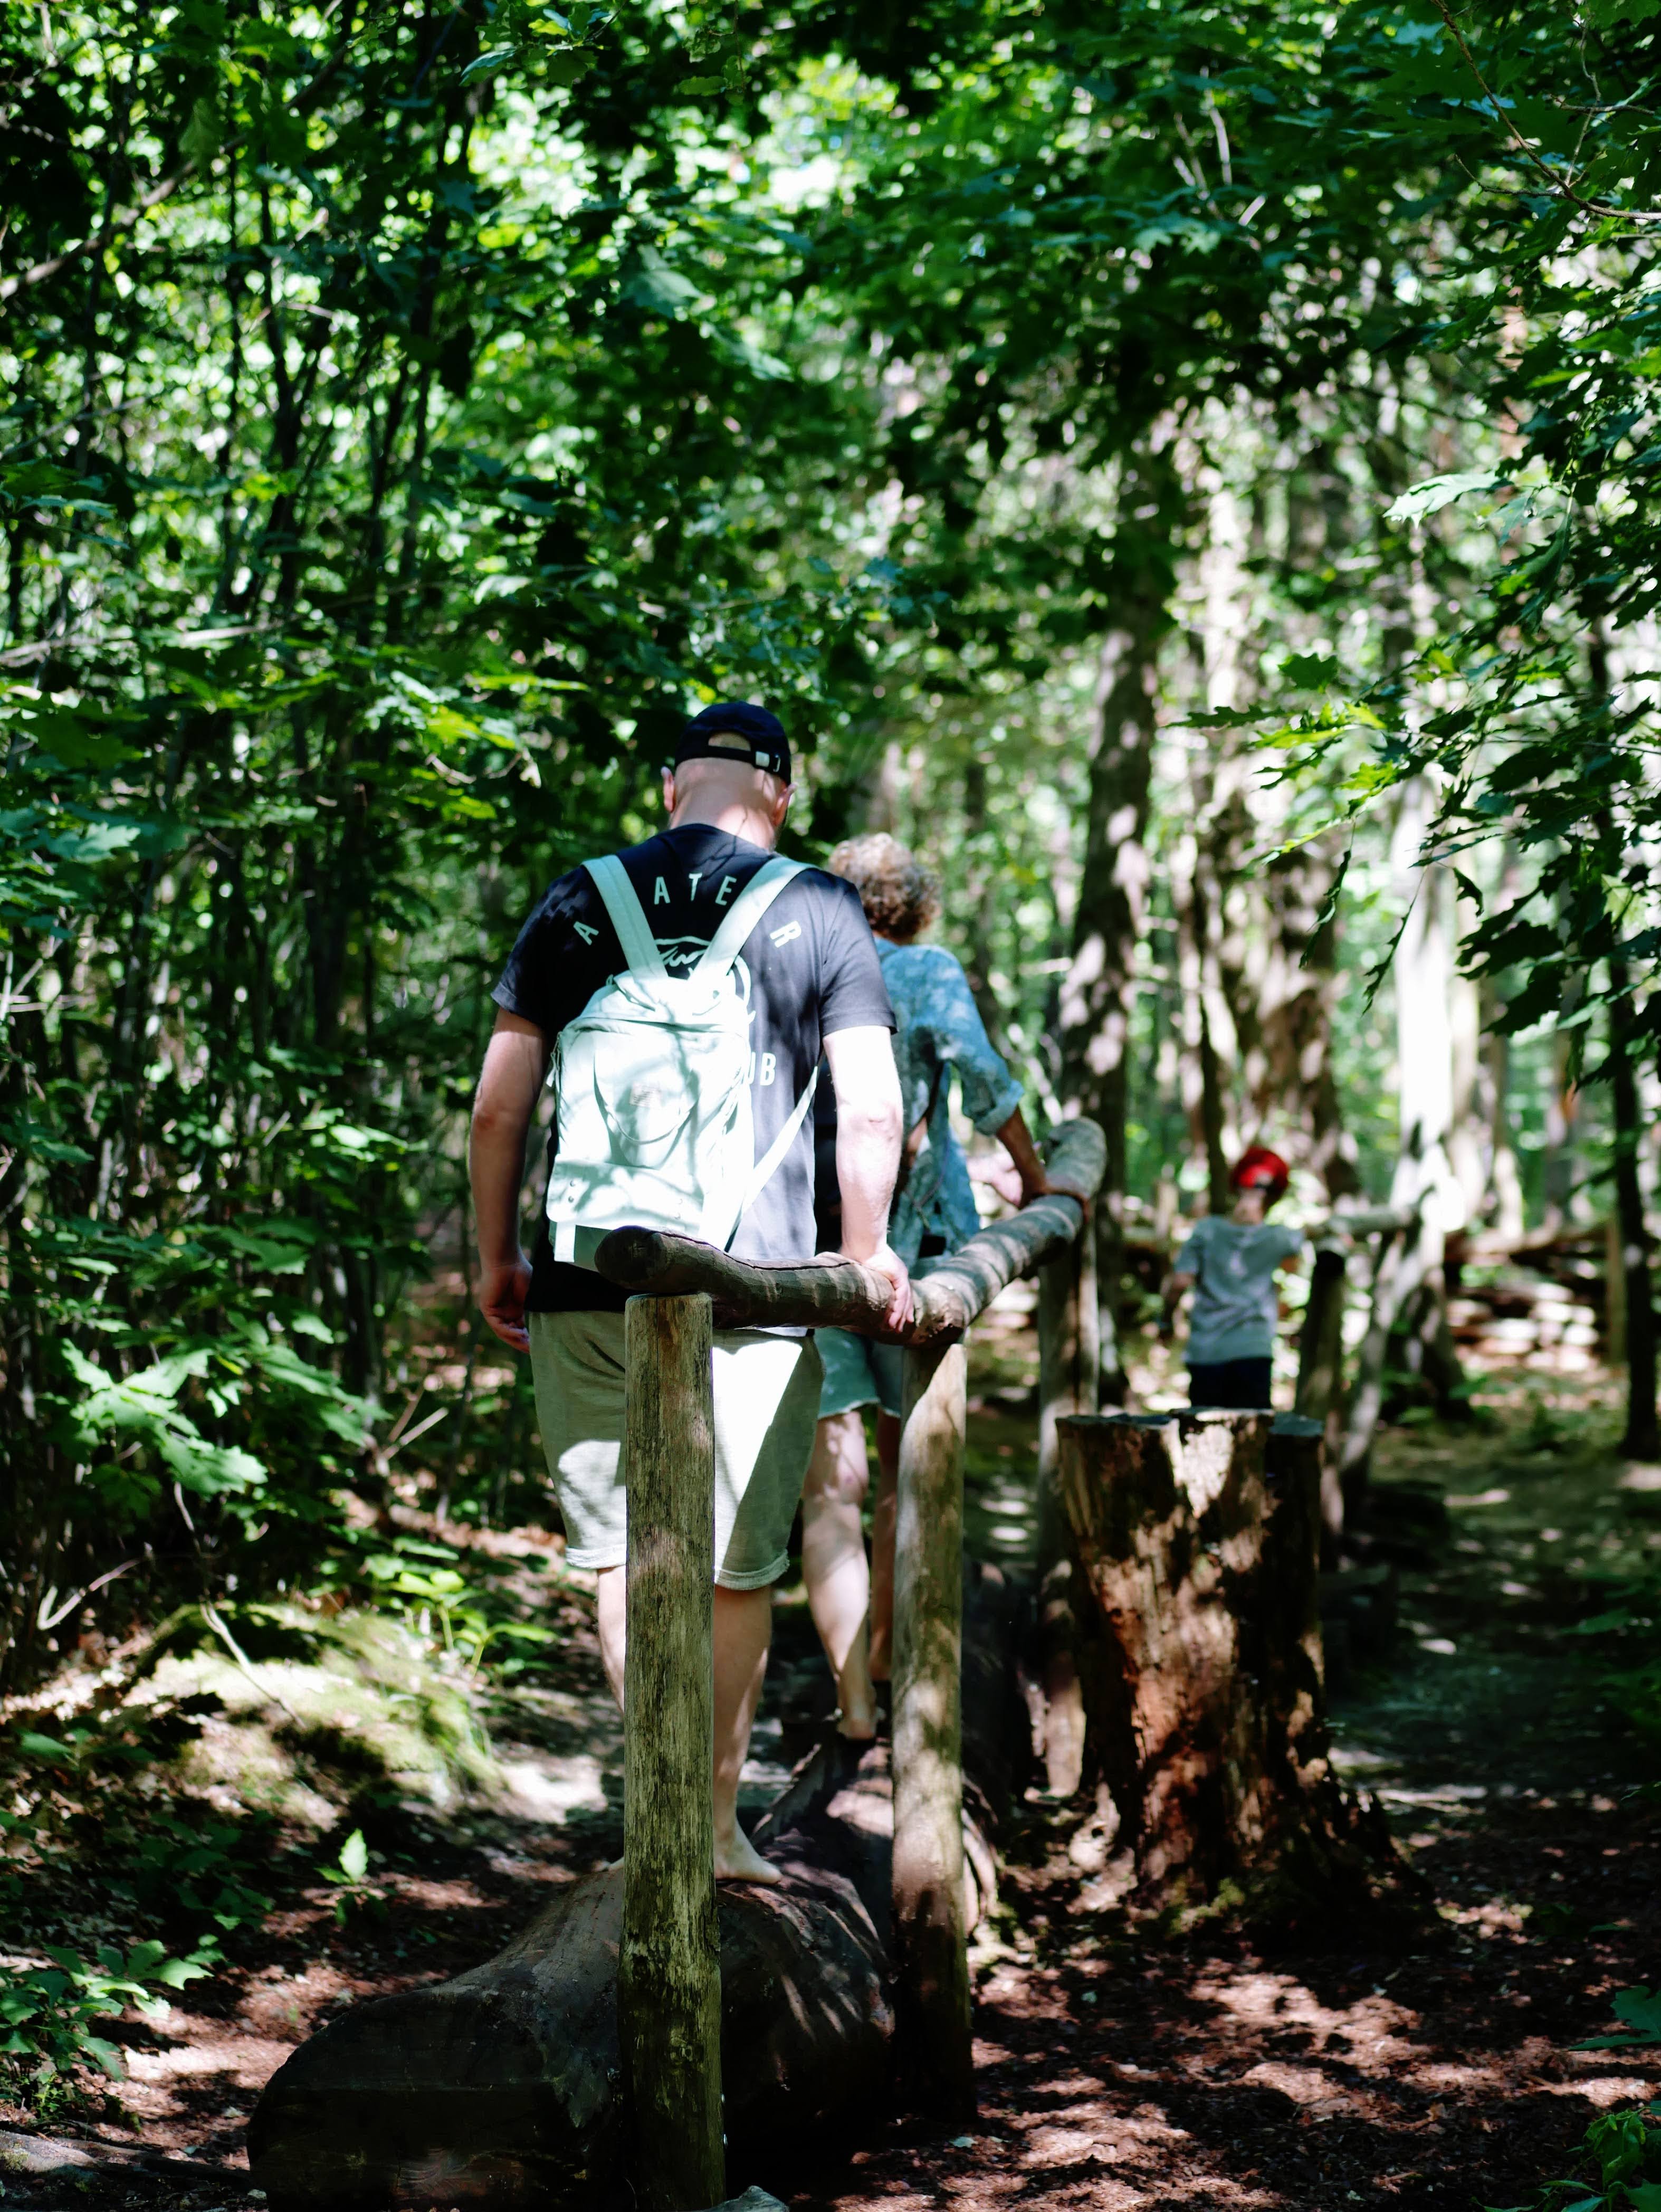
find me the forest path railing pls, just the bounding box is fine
[601,1117,1106,2203]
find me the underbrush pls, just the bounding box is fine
[0,1518,572,2115]
[1492,2097,1661,2212]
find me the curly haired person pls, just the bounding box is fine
[803,832,1087,1738]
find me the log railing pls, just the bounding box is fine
[604,1116,1106,2195]
[1291,1203,1419,1555]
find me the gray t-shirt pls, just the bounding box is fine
[1176,1216,1305,1366]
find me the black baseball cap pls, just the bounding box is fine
[673,700,790,783]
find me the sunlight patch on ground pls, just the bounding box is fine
[1549,2072,1661,2106]
[1237,2059,1351,2109]
[497,1752,608,1820]
[1188,1968,1419,2067]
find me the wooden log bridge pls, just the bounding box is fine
[249,1118,1105,2211]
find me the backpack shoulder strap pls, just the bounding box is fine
[740,1061,819,1219]
[584,855,667,980]
[695,856,804,983]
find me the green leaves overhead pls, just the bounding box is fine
[5,0,1661,1683]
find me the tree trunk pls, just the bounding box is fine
[1448,892,1487,1224]
[1542,1021,1581,1232]
[1608,960,1659,1459]
[620,1294,724,2212]
[890,1336,973,2120]
[1250,842,1361,1202]
[1379,793,1466,1438]
[1056,1408,1420,1931]
[1059,449,1173,1401]
[1485,1005,1526,1241]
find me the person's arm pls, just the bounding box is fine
[994,1105,1097,1205]
[823,1023,912,1332]
[913,956,1090,1206]
[469,1009,551,1352]
[1160,1226,1204,1339]
[1160,1269,1196,1338]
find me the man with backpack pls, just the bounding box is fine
[468,702,910,1883]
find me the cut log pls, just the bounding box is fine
[249,1567,1028,2212]
[247,1854,886,2212]
[1056,1408,1424,1934]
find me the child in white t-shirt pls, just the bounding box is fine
[1162,1148,1305,1409]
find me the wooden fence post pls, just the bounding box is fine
[1036,1215,1097,1795]
[620,1293,725,2212]
[890,1332,973,2120]
[1295,1242,1348,1561]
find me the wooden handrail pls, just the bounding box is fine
[595,1117,1108,1339]
[616,1115,1104,2150]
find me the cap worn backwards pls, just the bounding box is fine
[675,700,791,784]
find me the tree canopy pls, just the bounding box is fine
[4,0,1661,1677]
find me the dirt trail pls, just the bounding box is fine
[785,1363,1661,2212]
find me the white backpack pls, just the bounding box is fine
[544,853,818,1264]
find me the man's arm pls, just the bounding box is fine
[823,1023,912,1332]
[469,1009,550,1351]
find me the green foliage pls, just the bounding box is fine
[1575,1990,1661,2053]
[0,0,885,1683]
[349,1537,559,1681]
[3,0,1655,1684]
[1487,2099,1661,2212]
[0,1938,218,2108]
[319,1826,386,1926]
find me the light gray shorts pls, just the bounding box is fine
[527,1309,823,1589]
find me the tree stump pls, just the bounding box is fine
[1056,1408,1422,1933]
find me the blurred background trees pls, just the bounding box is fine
[4,0,1660,1686]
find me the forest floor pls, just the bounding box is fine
[3,1299,1658,2211]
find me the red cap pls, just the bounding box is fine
[1231,1146,1290,1200]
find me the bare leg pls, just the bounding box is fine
[800,1410,876,1739]
[596,1562,627,1705]
[866,1411,901,1682]
[712,1585,778,1882]
[594,1568,779,1883]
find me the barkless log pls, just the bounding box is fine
[594,1121,1106,1340]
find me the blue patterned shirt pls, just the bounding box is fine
[878,941,1025,1266]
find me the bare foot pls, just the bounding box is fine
[835,1706,877,1743]
[714,1826,782,1884]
